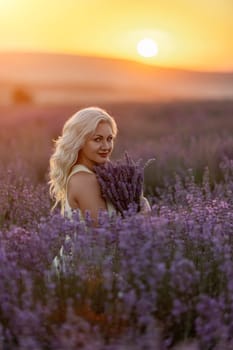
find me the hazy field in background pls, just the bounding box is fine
[1,52,233,105]
[1,99,232,195]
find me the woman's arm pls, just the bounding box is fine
[67,172,107,223]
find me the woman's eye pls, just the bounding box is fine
[94,138,101,142]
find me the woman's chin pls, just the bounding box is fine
[96,157,109,164]
[98,159,109,164]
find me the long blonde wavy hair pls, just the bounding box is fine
[49,107,118,211]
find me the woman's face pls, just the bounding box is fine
[77,121,115,169]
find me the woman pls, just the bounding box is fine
[49,106,117,222]
[49,106,150,224]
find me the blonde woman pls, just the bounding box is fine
[49,106,118,224]
[49,107,151,274]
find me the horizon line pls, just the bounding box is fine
[1,49,232,75]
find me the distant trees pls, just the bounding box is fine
[11,87,33,104]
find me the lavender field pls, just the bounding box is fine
[0,100,233,349]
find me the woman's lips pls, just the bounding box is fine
[99,153,109,157]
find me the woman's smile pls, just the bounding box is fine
[98,152,109,158]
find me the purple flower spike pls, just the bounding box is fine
[94,152,144,216]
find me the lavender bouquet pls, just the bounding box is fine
[94,153,145,216]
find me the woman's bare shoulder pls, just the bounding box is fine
[68,171,98,194]
[67,171,106,215]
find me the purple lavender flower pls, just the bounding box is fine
[94,152,144,216]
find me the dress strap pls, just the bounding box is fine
[67,164,94,184]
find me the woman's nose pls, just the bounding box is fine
[101,140,111,149]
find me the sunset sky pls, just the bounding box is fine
[0,0,232,71]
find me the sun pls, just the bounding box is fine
[137,38,158,58]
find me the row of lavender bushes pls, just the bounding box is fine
[0,157,232,349]
[0,101,232,349]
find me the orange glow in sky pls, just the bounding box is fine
[0,0,232,71]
